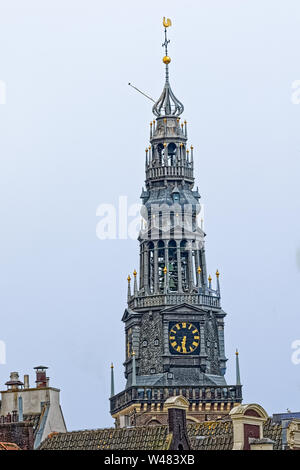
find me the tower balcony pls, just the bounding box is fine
[145,164,194,183]
[128,291,220,310]
[110,384,243,416]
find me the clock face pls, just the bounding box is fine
[169,322,200,355]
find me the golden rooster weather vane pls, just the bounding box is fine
[163,17,172,28]
[162,17,172,63]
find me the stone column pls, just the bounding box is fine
[176,241,182,293]
[165,246,169,293]
[195,248,202,288]
[154,241,158,294]
[200,248,208,288]
[144,244,149,293]
[139,244,143,289]
[188,242,194,290]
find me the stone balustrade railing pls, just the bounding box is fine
[128,292,220,309]
[110,384,242,415]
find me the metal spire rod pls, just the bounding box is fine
[162,17,172,83]
[162,25,170,56]
[128,83,155,103]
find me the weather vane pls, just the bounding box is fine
[162,17,172,58]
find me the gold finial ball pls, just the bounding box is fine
[197,266,202,274]
[133,269,137,277]
[163,266,167,274]
[127,275,131,282]
[208,275,212,282]
[216,270,220,277]
[163,56,171,65]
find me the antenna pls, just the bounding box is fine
[128,83,155,103]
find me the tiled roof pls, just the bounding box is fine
[39,426,172,450]
[39,418,283,451]
[188,421,233,450]
[0,442,21,450]
[23,413,41,437]
[263,418,282,450]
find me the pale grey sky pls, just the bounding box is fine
[0,0,299,429]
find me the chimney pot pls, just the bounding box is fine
[34,366,48,388]
[24,375,30,389]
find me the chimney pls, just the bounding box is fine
[164,396,191,451]
[34,366,48,388]
[5,372,24,391]
[23,375,30,389]
[12,410,18,423]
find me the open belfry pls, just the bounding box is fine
[110,18,242,427]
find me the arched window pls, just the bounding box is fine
[167,143,176,166]
[157,143,164,166]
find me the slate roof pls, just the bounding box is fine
[39,418,282,451]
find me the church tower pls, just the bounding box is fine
[110,19,242,427]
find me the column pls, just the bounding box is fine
[165,245,169,293]
[200,248,208,289]
[144,243,149,293]
[176,241,182,292]
[154,241,158,294]
[195,248,201,288]
[188,242,194,290]
[139,244,143,289]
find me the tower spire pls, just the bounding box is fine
[152,18,184,117]
[235,349,241,386]
[162,17,171,83]
[110,363,115,397]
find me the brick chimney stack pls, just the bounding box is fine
[164,396,191,451]
[34,366,48,388]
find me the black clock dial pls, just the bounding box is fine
[169,322,200,355]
